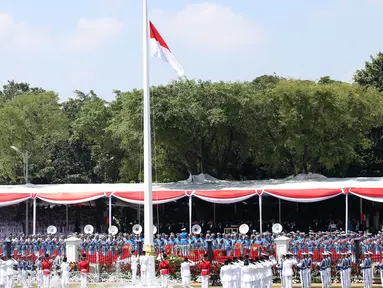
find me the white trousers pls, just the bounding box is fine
[283,276,292,288]
[19,270,27,288]
[141,269,147,286]
[307,269,311,287]
[340,270,346,288]
[363,269,371,288]
[320,271,326,288]
[242,282,252,288]
[42,274,50,288]
[182,276,191,288]
[201,275,209,288]
[131,266,137,284]
[326,268,331,288]
[5,275,14,288]
[62,272,70,288]
[160,274,168,288]
[80,273,88,288]
[37,270,43,287]
[300,270,306,287]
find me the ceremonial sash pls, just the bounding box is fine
[160,269,169,275]
[43,269,51,275]
[201,269,209,276]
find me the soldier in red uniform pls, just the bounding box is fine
[78,253,90,288]
[199,253,211,288]
[41,254,52,288]
[158,253,170,288]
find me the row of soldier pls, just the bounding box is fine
[219,254,276,288]
[3,229,383,260]
[0,253,89,288]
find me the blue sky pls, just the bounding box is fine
[0,0,382,101]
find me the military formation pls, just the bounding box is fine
[220,254,275,288]
[0,229,383,287]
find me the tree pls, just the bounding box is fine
[0,80,45,105]
[318,76,343,85]
[354,52,383,92]
[47,140,95,183]
[109,79,257,181]
[251,80,383,175]
[0,91,68,183]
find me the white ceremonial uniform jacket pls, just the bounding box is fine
[241,266,253,283]
[139,256,148,271]
[282,259,297,277]
[220,265,231,283]
[181,262,191,278]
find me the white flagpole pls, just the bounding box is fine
[142,0,154,251]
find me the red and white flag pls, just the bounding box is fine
[149,21,184,77]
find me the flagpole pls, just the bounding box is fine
[142,0,154,252]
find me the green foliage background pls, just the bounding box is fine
[1,52,383,184]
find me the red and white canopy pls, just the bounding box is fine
[1,177,383,205]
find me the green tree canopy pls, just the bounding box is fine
[354,52,383,92]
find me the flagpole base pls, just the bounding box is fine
[144,244,155,256]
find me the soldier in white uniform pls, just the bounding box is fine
[337,253,347,288]
[130,251,139,284]
[367,252,373,288]
[60,256,71,288]
[317,252,327,288]
[0,258,5,287]
[265,255,275,288]
[241,260,252,288]
[180,258,192,288]
[297,253,307,287]
[139,251,148,286]
[5,256,17,288]
[282,252,297,288]
[360,252,371,288]
[276,253,286,288]
[307,252,313,287]
[326,253,332,288]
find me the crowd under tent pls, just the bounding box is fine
[1,173,383,235]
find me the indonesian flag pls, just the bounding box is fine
[149,21,184,77]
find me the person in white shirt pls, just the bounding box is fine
[139,251,148,286]
[241,260,253,288]
[5,256,17,288]
[297,253,307,288]
[219,260,231,288]
[282,252,297,288]
[181,258,193,288]
[131,251,139,284]
[0,258,5,288]
[60,257,71,288]
[35,257,43,287]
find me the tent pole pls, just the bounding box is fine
[278,199,281,224]
[26,200,28,235]
[138,204,141,225]
[189,195,192,234]
[259,195,263,234]
[213,203,216,226]
[345,193,348,233]
[33,198,36,235]
[109,196,112,228]
[66,205,69,234]
[360,198,363,223]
